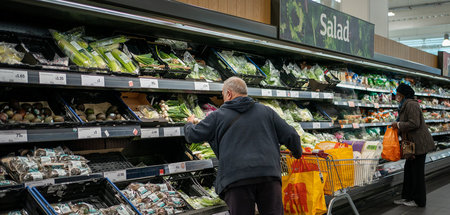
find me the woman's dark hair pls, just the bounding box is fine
[396,83,415,99]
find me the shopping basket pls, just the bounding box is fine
[281,150,379,215]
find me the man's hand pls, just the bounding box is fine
[391,122,398,129]
[187,115,196,123]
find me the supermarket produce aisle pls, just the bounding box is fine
[358,170,450,215]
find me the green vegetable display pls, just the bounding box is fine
[189,143,215,159]
[260,60,285,87]
[219,51,257,75]
[184,51,221,81]
[156,46,189,70]
[178,190,224,210]
[50,29,91,67]
[159,95,195,123]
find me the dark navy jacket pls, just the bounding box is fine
[184,96,302,194]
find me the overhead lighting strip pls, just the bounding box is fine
[34,0,448,82]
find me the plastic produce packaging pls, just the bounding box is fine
[219,51,257,75]
[51,202,135,215]
[184,51,221,82]
[260,60,284,87]
[0,42,24,64]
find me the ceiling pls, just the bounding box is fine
[388,0,450,53]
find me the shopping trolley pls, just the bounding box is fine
[281,150,380,215]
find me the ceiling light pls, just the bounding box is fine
[388,12,395,17]
[443,33,450,47]
[335,0,341,3]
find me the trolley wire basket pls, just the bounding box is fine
[281,150,379,215]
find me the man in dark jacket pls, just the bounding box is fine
[184,77,302,215]
[392,83,435,207]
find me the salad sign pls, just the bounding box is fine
[279,0,374,58]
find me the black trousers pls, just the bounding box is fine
[224,180,283,215]
[402,154,426,207]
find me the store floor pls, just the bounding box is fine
[358,169,450,215]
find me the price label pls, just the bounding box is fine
[168,162,186,174]
[77,127,101,139]
[312,122,321,129]
[104,170,127,182]
[25,178,54,187]
[374,103,380,109]
[290,91,299,98]
[324,93,333,99]
[194,82,210,91]
[81,75,105,87]
[140,78,159,88]
[348,101,355,107]
[311,92,320,99]
[276,90,287,97]
[0,130,28,143]
[261,89,272,97]
[39,72,66,85]
[0,70,28,83]
[352,123,360,129]
[163,127,181,137]
[340,124,345,129]
[141,128,160,138]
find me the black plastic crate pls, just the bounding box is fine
[154,44,191,79]
[279,61,309,89]
[206,48,265,86]
[83,152,134,173]
[60,90,140,126]
[16,34,68,69]
[0,187,51,215]
[0,87,81,129]
[296,102,332,122]
[247,55,289,89]
[124,38,166,77]
[33,178,139,215]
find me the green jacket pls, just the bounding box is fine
[398,99,435,155]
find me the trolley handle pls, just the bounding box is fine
[281,149,329,159]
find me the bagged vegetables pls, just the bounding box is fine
[260,60,284,87]
[189,143,215,160]
[0,42,24,64]
[219,51,257,75]
[51,202,135,215]
[155,46,190,71]
[184,51,221,81]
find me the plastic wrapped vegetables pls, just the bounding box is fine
[0,42,24,64]
[219,51,257,75]
[189,143,216,159]
[184,51,221,81]
[301,132,319,148]
[50,30,92,68]
[260,60,284,87]
[156,46,190,71]
[159,99,194,123]
[90,36,139,74]
[283,62,307,79]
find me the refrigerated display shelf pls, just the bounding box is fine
[333,100,398,109]
[337,83,450,99]
[431,131,450,136]
[0,68,334,100]
[300,122,335,130]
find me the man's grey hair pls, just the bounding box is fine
[223,77,248,95]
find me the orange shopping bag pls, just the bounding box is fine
[381,126,400,161]
[282,156,327,215]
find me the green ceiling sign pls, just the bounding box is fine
[279,0,374,58]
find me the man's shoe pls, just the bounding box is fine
[393,199,407,205]
[403,201,418,207]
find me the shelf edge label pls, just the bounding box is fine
[81,75,105,87]
[39,72,67,85]
[0,69,28,83]
[163,127,181,137]
[261,89,272,97]
[194,82,210,91]
[168,162,186,174]
[77,127,101,139]
[104,170,127,182]
[141,128,160,138]
[0,130,28,143]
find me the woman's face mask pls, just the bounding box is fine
[395,93,405,103]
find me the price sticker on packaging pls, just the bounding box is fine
[163,127,181,137]
[168,162,186,174]
[141,128,160,138]
[348,101,355,107]
[39,72,66,85]
[324,93,333,99]
[290,91,299,98]
[312,122,321,129]
[77,127,101,139]
[276,90,287,97]
[261,89,272,97]
[0,130,28,143]
[0,70,28,83]
[352,123,360,129]
[374,103,380,109]
[140,78,159,88]
[311,92,320,99]
[25,178,54,187]
[104,170,127,182]
[81,75,105,87]
[194,82,210,91]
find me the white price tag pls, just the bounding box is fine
[348,101,355,107]
[290,91,299,98]
[374,103,380,109]
[0,130,28,143]
[0,70,28,83]
[140,78,159,88]
[104,170,127,182]
[324,93,333,99]
[164,127,181,137]
[141,128,160,138]
[70,41,83,51]
[39,72,67,85]
[261,89,272,97]
[25,178,54,187]
[352,123,360,129]
[194,82,210,91]
[276,90,287,97]
[311,92,320,99]
[77,127,101,139]
[168,162,186,174]
[81,75,105,87]
[312,122,321,129]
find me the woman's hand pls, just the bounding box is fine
[391,122,398,129]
